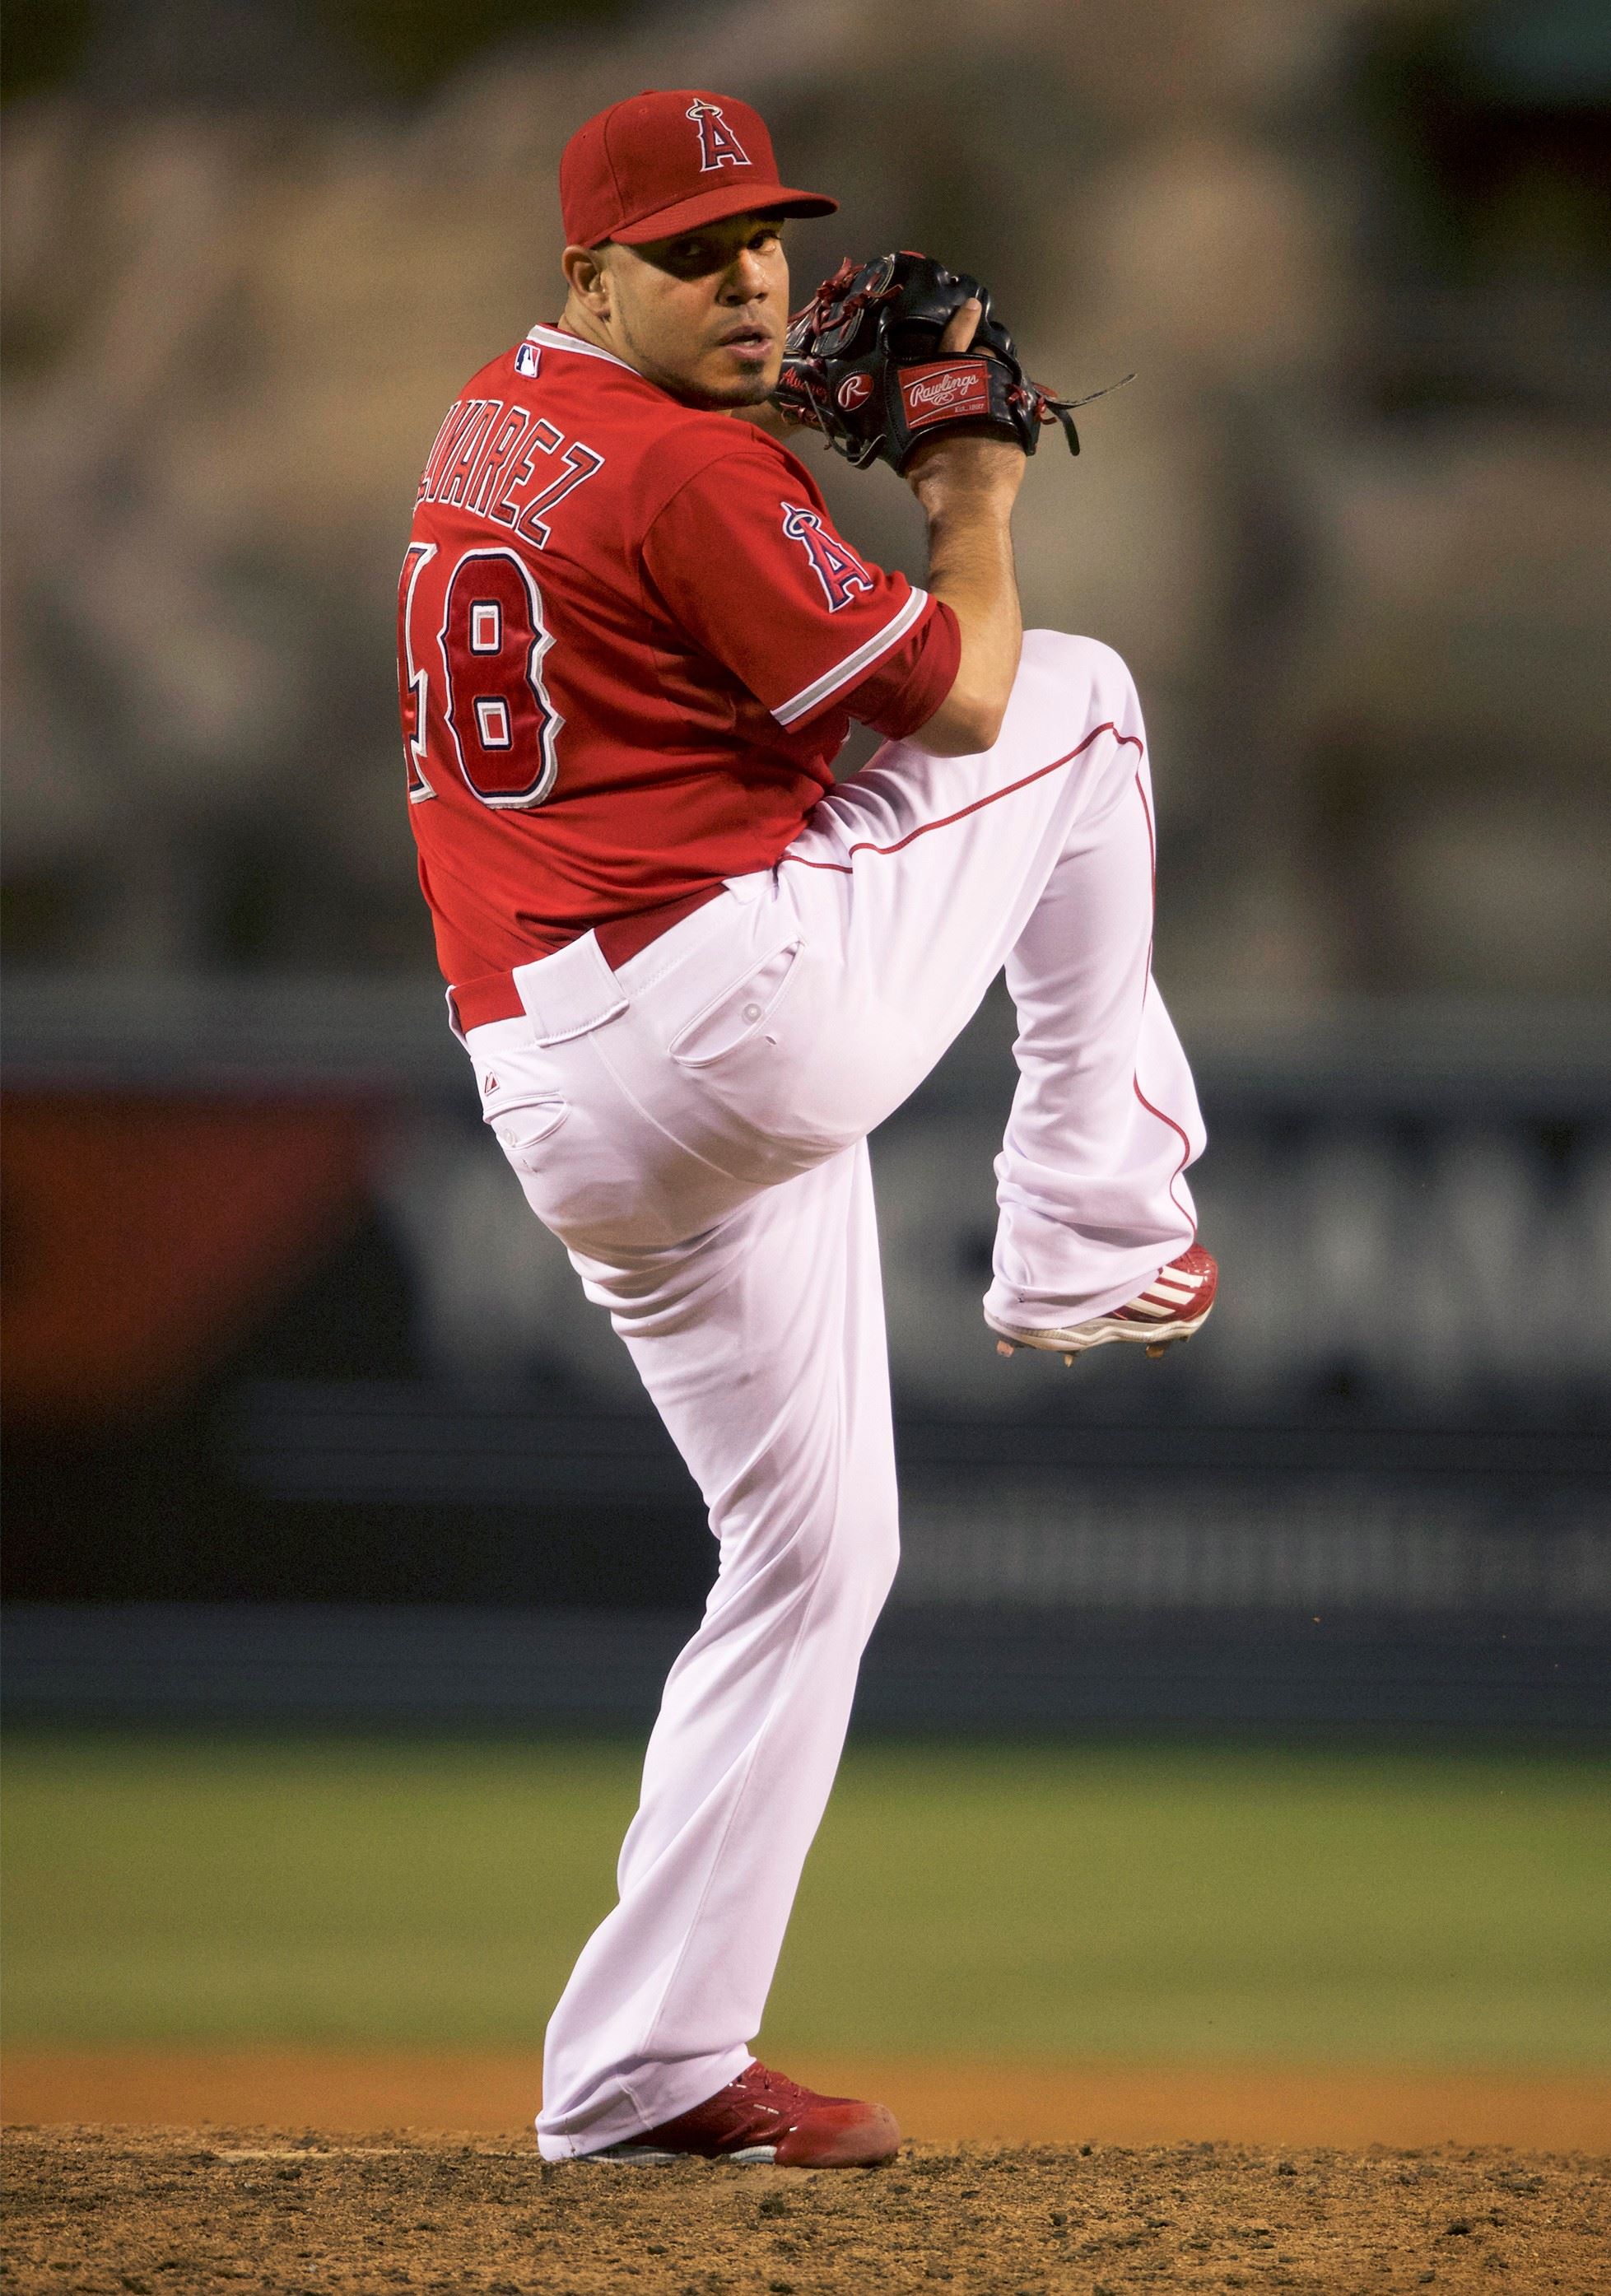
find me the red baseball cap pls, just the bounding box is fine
[561,88,837,249]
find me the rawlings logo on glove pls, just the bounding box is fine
[901,362,993,425]
[772,251,1126,475]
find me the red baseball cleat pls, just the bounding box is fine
[583,2059,901,2167]
[987,1242,1218,1363]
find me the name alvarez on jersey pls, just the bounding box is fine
[401,323,960,1021]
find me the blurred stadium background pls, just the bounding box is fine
[2,0,1608,2139]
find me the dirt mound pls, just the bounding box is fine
[3,2127,1607,2294]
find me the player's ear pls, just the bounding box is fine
[561,241,612,319]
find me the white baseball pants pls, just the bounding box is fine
[463,631,1204,2156]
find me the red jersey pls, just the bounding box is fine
[399,322,960,1018]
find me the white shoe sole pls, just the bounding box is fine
[582,2141,778,2165]
[985,1300,1213,1362]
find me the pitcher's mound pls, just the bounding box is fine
[3,2126,1606,2294]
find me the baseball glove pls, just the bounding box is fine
[773,251,1124,474]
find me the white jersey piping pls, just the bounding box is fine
[772,588,930,728]
[524,323,639,375]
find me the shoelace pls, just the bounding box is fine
[739,2063,814,2113]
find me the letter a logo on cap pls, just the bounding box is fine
[687,98,751,173]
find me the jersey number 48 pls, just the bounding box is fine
[398,542,562,810]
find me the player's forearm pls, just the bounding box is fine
[913,499,1023,756]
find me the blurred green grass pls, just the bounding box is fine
[4,1736,1608,2066]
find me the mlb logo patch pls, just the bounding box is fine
[899,359,991,432]
[514,342,541,378]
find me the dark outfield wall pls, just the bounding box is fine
[3,980,1607,1729]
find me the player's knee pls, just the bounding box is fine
[784,1488,899,1609]
[1020,628,1138,714]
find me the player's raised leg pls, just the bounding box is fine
[985,651,1208,1348]
[534,1140,900,2162]
[779,626,1207,1341]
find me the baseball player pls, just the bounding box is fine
[399,87,1213,2168]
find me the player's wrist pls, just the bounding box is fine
[906,434,1027,521]
[911,473,1023,528]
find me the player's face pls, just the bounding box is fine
[603,215,790,408]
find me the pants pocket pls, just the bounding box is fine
[668,940,804,1068]
[487,1095,570,1175]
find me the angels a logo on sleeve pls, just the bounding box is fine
[686,99,751,173]
[780,503,875,612]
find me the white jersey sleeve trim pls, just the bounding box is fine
[772,588,931,729]
[524,323,638,375]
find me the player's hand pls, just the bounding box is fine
[904,295,1027,513]
[938,297,984,356]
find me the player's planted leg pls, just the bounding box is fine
[534,1144,901,2163]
